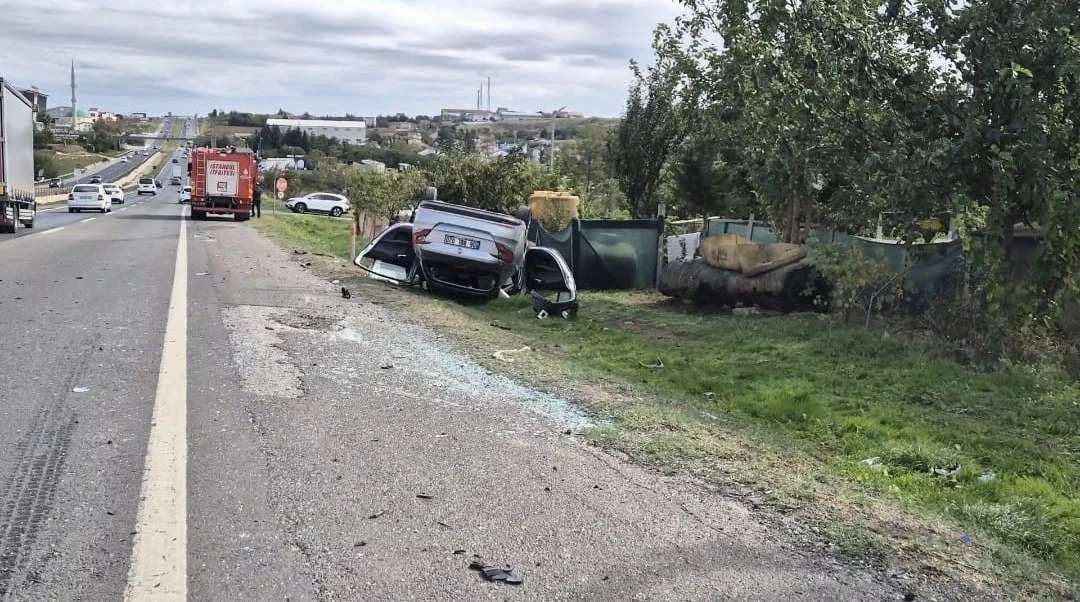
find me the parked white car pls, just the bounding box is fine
[137,178,157,196]
[286,192,351,217]
[68,184,112,213]
[102,183,125,204]
[179,185,191,203]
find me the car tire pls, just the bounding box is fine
[330,206,343,218]
[294,202,307,214]
[68,208,75,213]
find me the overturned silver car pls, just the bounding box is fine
[354,194,577,317]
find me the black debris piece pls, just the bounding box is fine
[416,494,434,500]
[293,250,308,255]
[341,287,352,299]
[368,510,387,519]
[354,541,367,547]
[490,322,512,331]
[437,521,452,528]
[904,594,916,602]
[265,326,275,331]
[380,364,393,370]
[468,557,523,586]
[452,549,467,555]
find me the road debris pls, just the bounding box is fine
[368,510,387,519]
[72,387,89,393]
[416,493,435,500]
[195,272,210,276]
[341,287,352,299]
[492,346,530,363]
[468,557,523,585]
[638,358,665,369]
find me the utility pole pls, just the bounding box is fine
[549,106,565,172]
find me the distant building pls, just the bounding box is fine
[259,157,309,171]
[440,108,496,122]
[496,109,546,122]
[266,118,366,144]
[129,112,148,120]
[357,159,386,172]
[45,106,93,131]
[16,87,47,119]
[88,107,117,121]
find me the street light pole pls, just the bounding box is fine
[549,106,565,172]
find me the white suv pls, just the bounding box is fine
[137,178,157,196]
[285,192,351,217]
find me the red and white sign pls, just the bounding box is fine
[207,160,239,196]
[275,177,288,192]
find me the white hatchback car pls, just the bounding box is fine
[179,185,191,203]
[68,184,112,213]
[285,192,351,217]
[102,183,125,204]
[137,178,157,196]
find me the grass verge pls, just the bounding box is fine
[249,213,357,261]
[245,215,1079,598]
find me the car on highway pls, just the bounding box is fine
[179,185,191,203]
[137,178,158,196]
[89,175,103,184]
[172,158,178,164]
[68,184,112,213]
[102,183,125,204]
[48,177,63,188]
[120,156,129,163]
[169,175,182,186]
[285,192,351,217]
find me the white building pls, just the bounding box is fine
[265,118,367,144]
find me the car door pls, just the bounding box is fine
[523,246,577,317]
[312,194,334,212]
[354,223,418,283]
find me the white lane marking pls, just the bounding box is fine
[81,217,96,222]
[40,226,64,235]
[125,207,188,601]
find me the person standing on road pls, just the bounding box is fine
[252,182,263,218]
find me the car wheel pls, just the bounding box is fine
[294,202,307,214]
[330,206,343,218]
[68,208,75,213]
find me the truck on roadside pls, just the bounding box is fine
[187,146,256,221]
[0,78,36,233]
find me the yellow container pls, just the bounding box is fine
[528,190,580,230]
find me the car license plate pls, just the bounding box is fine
[444,234,480,250]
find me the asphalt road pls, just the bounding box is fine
[0,173,908,600]
[35,118,189,195]
[12,145,189,241]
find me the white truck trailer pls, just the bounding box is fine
[0,78,36,233]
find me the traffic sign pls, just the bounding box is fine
[275,177,287,192]
[276,191,284,199]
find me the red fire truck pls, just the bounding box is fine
[187,146,256,221]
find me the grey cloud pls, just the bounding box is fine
[0,0,681,117]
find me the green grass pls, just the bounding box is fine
[245,213,1080,585]
[250,213,358,260]
[475,293,1080,579]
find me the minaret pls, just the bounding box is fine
[70,59,77,129]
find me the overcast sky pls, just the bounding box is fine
[1,0,683,118]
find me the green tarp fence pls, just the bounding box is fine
[528,218,665,290]
[705,219,966,309]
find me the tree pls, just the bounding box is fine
[426,151,557,214]
[663,1,944,241]
[909,0,1080,304]
[607,50,684,218]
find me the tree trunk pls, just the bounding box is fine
[658,259,828,312]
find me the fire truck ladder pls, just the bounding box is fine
[192,153,206,197]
